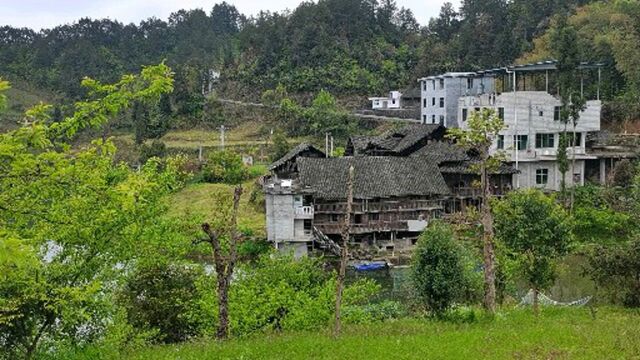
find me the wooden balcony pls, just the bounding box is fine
[314,200,443,214]
[315,221,410,235]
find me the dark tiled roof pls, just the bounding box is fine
[269,143,325,171]
[410,141,470,163]
[297,156,450,200]
[348,124,443,156]
[439,161,519,175]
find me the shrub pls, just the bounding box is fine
[117,262,210,344]
[224,254,379,335]
[201,150,249,184]
[586,239,640,307]
[139,140,167,164]
[411,221,469,316]
[611,159,636,187]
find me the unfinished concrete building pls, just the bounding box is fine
[421,60,611,191]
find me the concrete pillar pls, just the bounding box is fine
[599,158,606,185]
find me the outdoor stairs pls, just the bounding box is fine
[312,226,341,256]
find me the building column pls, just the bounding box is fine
[599,158,606,184]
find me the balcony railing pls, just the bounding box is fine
[294,206,314,219]
[314,200,443,214]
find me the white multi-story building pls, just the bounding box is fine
[421,60,605,191]
[418,73,495,127]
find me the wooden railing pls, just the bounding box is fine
[314,200,443,214]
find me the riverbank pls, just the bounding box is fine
[107,307,640,359]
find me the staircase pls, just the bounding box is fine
[312,226,341,256]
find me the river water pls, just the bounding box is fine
[345,255,597,304]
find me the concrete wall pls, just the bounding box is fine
[514,160,585,191]
[265,193,295,243]
[277,242,308,258]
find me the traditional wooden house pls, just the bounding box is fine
[265,124,516,257]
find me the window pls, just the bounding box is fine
[467,78,473,89]
[498,107,504,120]
[354,214,363,224]
[536,168,549,185]
[497,135,504,150]
[432,80,436,90]
[462,108,468,122]
[554,106,561,121]
[422,81,427,91]
[513,135,528,150]
[391,99,396,105]
[568,132,582,147]
[535,133,555,148]
[539,110,544,117]
[423,98,427,108]
[432,97,436,106]
[439,79,444,89]
[369,213,379,221]
[303,219,312,231]
[439,97,445,108]
[422,115,427,123]
[330,214,339,222]
[432,115,436,123]
[439,115,445,125]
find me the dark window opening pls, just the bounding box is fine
[439,98,445,108]
[462,108,468,122]
[354,214,363,224]
[536,168,549,185]
[513,135,528,150]
[535,133,555,148]
[497,135,504,150]
[369,213,379,221]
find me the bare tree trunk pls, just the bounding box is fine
[532,287,540,316]
[334,165,354,337]
[481,160,497,314]
[202,186,243,341]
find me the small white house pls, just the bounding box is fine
[369,91,402,110]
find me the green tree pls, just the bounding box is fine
[270,131,290,162]
[493,189,573,315]
[202,150,249,184]
[412,221,469,317]
[446,108,505,314]
[551,13,586,204]
[0,64,176,359]
[587,238,640,307]
[0,77,9,112]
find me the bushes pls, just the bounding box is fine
[411,221,474,316]
[201,150,249,184]
[586,239,640,307]
[117,262,210,344]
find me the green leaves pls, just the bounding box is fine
[494,190,573,292]
[0,64,177,358]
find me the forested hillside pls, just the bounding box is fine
[1,1,605,100]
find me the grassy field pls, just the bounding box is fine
[121,307,640,360]
[168,180,266,237]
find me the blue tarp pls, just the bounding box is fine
[353,262,388,271]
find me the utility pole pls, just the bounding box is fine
[334,165,354,337]
[220,125,225,150]
[330,136,334,157]
[325,132,329,157]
